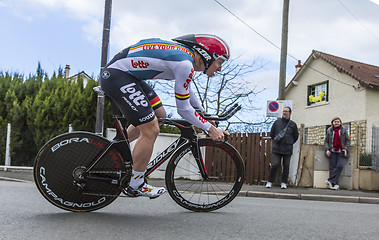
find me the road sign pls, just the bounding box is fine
[268,101,279,112]
[266,100,293,117]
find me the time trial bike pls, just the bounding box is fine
[33,87,245,212]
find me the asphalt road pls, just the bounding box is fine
[1,181,379,240]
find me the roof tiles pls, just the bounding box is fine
[312,50,379,88]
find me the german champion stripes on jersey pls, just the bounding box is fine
[175,92,190,100]
[149,96,161,108]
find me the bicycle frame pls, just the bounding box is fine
[145,118,208,179]
[83,115,209,184]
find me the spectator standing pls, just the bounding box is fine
[266,107,299,189]
[324,117,350,190]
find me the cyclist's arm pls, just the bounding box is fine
[189,86,204,113]
[174,61,211,131]
[188,85,220,126]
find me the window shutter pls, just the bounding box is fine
[307,86,312,106]
[326,80,329,102]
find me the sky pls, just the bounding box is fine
[1,0,379,120]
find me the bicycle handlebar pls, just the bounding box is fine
[158,104,241,128]
[199,104,241,121]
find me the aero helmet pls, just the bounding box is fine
[173,34,230,73]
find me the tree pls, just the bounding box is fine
[0,71,42,166]
[0,72,12,118]
[0,116,6,164]
[154,59,271,132]
[0,64,110,166]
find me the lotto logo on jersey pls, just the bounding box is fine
[120,83,148,107]
[183,68,194,91]
[194,110,207,123]
[131,60,149,69]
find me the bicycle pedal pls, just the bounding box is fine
[122,188,139,198]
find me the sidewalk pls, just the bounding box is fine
[239,183,379,204]
[1,170,378,204]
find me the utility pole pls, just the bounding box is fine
[95,0,112,135]
[278,0,290,100]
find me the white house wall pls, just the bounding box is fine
[286,58,366,128]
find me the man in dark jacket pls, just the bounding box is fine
[266,107,299,189]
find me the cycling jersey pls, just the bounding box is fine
[102,38,211,131]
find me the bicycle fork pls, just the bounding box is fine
[190,139,209,181]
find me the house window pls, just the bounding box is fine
[343,123,350,136]
[307,81,329,106]
[304,128,308,144]
[326,125,331,134]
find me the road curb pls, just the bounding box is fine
[242,190,379,204]
[359,197,379,204]
[244,191,301,200]
[300,194,359,203]
[0,176,32,183]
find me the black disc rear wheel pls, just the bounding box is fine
[34,132,124,212]
[165,138,245,212]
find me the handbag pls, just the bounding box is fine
[273,120,290,142]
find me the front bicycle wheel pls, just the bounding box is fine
[165,138,245,212]
[34,132,125,212]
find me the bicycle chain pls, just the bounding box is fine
[88,170,126,174]
[79,170,132,198]
[81,192,128,198]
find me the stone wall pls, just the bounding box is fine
[305,126,325,146]
[350,120,367,153]
[304,120,367,152]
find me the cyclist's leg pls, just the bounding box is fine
[127,81,166,142]
[127,106,166,142]
[101,68,158,170]
[128,117,166,198]
[132,118,160,171]
[101,70,165,197]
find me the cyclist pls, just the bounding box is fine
[100,34,231,198]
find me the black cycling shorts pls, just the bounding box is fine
[100,68,163,127]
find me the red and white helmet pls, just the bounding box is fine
[173,34,230,68]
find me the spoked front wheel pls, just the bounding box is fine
[165,138,245,212]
